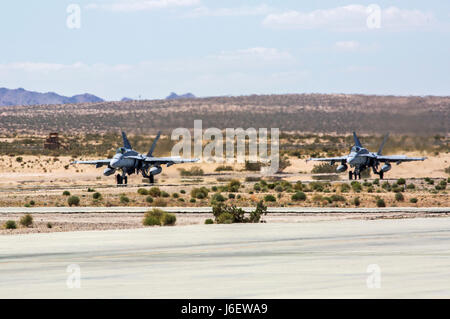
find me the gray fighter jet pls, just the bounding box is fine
[72,131,198,184]
[307,132,426,180]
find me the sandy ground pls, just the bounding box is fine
[1,217,450,298]
[1,209,449,235]
[0,152,448,187]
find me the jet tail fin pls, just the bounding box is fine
[147,131,161,157]
[122,131,132,150]
[377,133,389,155]
[353,131,362,148]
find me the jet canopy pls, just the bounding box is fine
[116,147,126,154]
[351,146,361,152]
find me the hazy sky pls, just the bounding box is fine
[0,1,449,100]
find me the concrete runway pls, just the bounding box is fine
[1,206,449,214]
[1,217,450,298]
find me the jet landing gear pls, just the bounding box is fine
[116,174,128,185]
[348,171,361,180]
[149,175,154,184]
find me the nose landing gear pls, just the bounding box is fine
[348,170,362,180]
[116,174,128,185]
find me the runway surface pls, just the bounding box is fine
[1,206,449,214]
[1,217,450,298]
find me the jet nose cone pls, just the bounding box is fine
[110,159,119,168]
[110,155,121,168]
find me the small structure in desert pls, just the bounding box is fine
[44,132,62,150]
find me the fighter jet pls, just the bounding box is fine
[71,131,198,184]
[307,132,426,180]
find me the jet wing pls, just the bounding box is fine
[143,156,199,165]
[307,156,347,163]
[71,159,111,167]
[375,155,427,163]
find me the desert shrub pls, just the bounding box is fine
[397,178,406,185]
[148,187,161,197]
[395,192,404,201]
[211,186,218,192]
[205,218,214,224]
[142,215,160,226]
[68,196,80,206]
[87,188,95,192]
[410,198,418,203]
[189,198,196,203]
[47,222,53,228]
[363,181,372,187]
[376,198,386,207]
[311,163,336,174]
[264,194,276,202]
[382,182,391,191]
[172,193,179,198]
[146,196,153,203]
[228,193,235,199]
[248,201,267,223]
[340,183,351,193]
[191,187,209,199]
[330,194,345,202]
[137,188,149,195]
[211,193,226,202]
[161,191,170,198]
[63,190,70,196]
[180,189,186,194]
[351,181,362,192]
[217,212,234,224]
[93,192,102,200]
[439,180,447,188]
[153,198,167,207]
[29,200,35,206]
[274,185,283,192]
[142,208,165,226]
[226,179,241,192]
[291,191,306,201]
[120,194,130,204]
[19,214,33,227]
[309,182,326,192]
[353,197,361,206]
[4,220,17,229]
[245,161,262,171]
[373,179,380,185]
[253,183,261,191]
[294,182,303,191]
[215,165,233,172]
[312,194,323,202]
[162,213,176,226]
[16,156,23,163]
[407,183,415,190]
[179,167,204,176]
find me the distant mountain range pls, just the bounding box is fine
[166,92,196,100]
[0,88,104,106]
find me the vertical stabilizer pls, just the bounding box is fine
[122,131,132,150]
[147,131,161,157]
[353,131,362,147]
[377,133,389,155]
